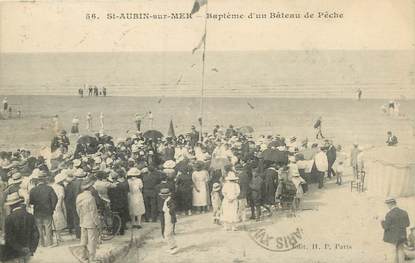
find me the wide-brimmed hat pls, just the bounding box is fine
[73,159,82,168]
[31,168,41,178]
[131,145,140,153]
[5,192,24,206]
[81,177,95,190]
[54,172,67,184]
[225,171,239,181]
[8,172,23,185]
[163,160,176,169]
[158,188,171,197]
[94,157,102,164]
[127,167,141,177]
[74,169,87,178]
[385,196,396,204]
[212,183,221,192]
[37,170,48,179]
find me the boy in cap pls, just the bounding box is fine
[159,188,179,254]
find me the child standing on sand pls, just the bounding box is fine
[335,145,347,185]
[211,183,222,225]
[159,188,179,255]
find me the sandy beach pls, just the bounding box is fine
[0,95,413,153]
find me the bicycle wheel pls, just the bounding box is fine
[111,214,122,236]
[100,215,116,241]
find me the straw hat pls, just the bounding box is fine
[74,169,87,178]
[385,196,396,204]
[31,168,41,179]
[94,157,102,164]
[158,188,171,198]
[106,158,113,165]
[225,171,239,181]
[127,167,141,177]
[37,170,48,179]
[5,192,24,206]
[163,160,176,169]
[54,172,67,184]
[131,144,140,153]
[8,172,23,185]
[73,159,82,168]
[212,183,221,192]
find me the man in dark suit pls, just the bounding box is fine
[29,171,58,247]
[142,167,161,222]
[381,197,410,263]
[3,192,39,262]
[325,140,337,179]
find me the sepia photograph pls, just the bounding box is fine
[0,0,414,262]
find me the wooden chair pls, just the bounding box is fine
[351,170,366,192]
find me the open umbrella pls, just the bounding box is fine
[77,135,98,145]
[263,149,288,164]
[238,126,254,134]
[143,130,163,141]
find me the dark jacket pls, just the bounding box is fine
[382,207,410,244]
[237,168,251,200]
[29,183,58,218]
[3,207,39,261]
[142,172,161,196]
[326,145,337,165]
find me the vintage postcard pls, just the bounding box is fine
[0,0,414,263]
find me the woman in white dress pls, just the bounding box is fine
[127,168,145,228]
[192,161,209,213]
[221,171,240,231]
[51,172,67,242]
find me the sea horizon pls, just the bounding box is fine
[1,50,414,99]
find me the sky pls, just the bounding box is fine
[0,0,414,53]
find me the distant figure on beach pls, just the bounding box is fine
[313,116,324,139]
[357,89,362,101]
[94,86,99,96]
[86,112,93,131]
[2,97,8,112]
[388,100,395,115]
[78,88,84,98]
[52,115,60,135]
[102,87,107,97]
[100,112,105,131]
[386,131,398,146]
[148,111,154,129]
[8,107,12,119]
[88,86,93,96]
[71,116,80,134]
[135,113,143,131]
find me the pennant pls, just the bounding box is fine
[167,120,176,138]
[191,0,207,15]
[192,33,206,54]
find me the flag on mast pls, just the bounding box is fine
[192,33,206,54]
[167,119,176,138]
[190,0,207,15]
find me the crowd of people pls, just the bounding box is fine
[0,122,383,261]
